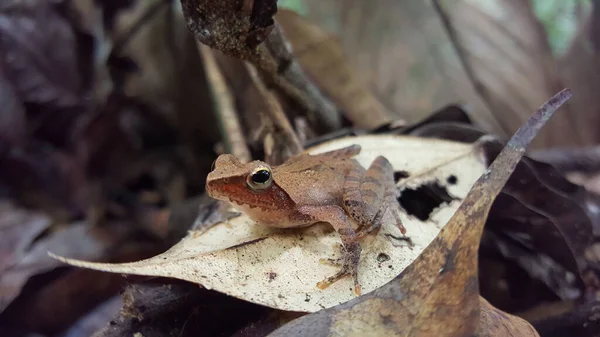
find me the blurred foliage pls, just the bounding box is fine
[278,0,309,16]
[532,0,590,55]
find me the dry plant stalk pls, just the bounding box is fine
[198,42,251,163]
[245,62,303,163]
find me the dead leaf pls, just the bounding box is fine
[51,134,487,312]
[112,0,214,132]
[61,296,123,337]
[435,0,575,147]
[485,195,582,299]
[0,143,88,219]
[91,281,275,337]
[498,155,594,259]
[265,89,571,337]
[559,1,600,146]
[298,0,504,136]
[96,0,218,195]
[0,267,130,335]
[531,145,600,174]
[482,144,593,299]
[0,202,50,275]
[0,0,93,216]
[276,10,392,129]
[0,63,26,147]
[0,0,83,109]
[0,221,130,313]
[476,297,540,337]
[73,91,212,229]
[375,104,473,135]
[531,297,600,337]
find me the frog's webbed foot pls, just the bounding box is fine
[298,205,363,295]
[319,256,343,266]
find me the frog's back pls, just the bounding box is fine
[273,156,356,206]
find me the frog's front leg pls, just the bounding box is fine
[343,156,407,238]
[297,205,362,295]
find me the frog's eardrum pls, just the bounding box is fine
[50,134,487,312]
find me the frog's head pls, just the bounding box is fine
[206,154,292,210]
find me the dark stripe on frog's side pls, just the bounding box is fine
[344,175,361,183]
[360,189,379,201]
[362,176,382,185]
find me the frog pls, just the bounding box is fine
[205,144,406,295]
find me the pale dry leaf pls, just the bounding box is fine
[50,135,486,312]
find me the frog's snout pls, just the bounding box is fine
[205,180,223,202]
[205,172,220,196]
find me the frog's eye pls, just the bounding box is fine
[247,166,273,190]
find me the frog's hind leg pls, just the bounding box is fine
[343,156,406,238]
[297,205,362,295]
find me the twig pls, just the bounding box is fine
[245,62,303,161]
[243,48,338,132]
[262,22,341,130]
[274,10,394,129]
[294,117,314,145]
[198,43,251,163]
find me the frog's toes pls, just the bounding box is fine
[319,257,343,266]
[354,284,362,296]
[316,268,349,290]
[316,262,361,294]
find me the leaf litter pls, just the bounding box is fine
[51,134,488,312]
[0,0,595,335]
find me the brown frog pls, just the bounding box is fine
[205,145,406,294]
